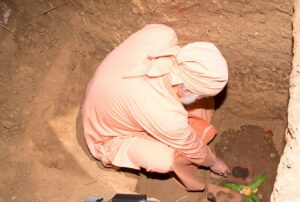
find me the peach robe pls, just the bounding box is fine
[82,24,217,175]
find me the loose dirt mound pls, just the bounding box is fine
[215,125,280,202]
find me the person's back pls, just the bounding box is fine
[86,24,177,98]
[82,24,181,167]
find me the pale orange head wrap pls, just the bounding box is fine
[173,42,228,97]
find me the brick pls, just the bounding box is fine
[210,162,254,185]
[205,183,242,202]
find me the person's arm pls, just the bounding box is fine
[131,96,217,167]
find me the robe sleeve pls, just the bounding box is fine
[131,96,217,167]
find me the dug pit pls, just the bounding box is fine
[0,0,293,202]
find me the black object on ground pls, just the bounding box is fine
[111,194,147,202]
[232,166,249,179]
[207,192,217,202]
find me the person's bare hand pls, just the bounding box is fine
[210,157,230,177]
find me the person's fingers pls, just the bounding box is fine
[210,158,230,177]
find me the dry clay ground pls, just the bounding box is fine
[0,2,140,202]
[0,0,292,202]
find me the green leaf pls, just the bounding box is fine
[222,182,243,192]
[249,173,267,190]
[244,196,254,202]
[248,193,260,202]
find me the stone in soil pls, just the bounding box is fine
[0,2,11,25]
[205,183,242,202]
[1,120,15,129]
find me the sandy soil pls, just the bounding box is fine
[215,125,280,202]
[0,1,139,201]
[0,0,292,202]
[136,125,279,202]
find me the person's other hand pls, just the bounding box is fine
[210,157,230,177]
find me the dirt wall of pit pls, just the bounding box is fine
[70,0,293,153]
[271,0,300,201]
[0,0,293,201]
